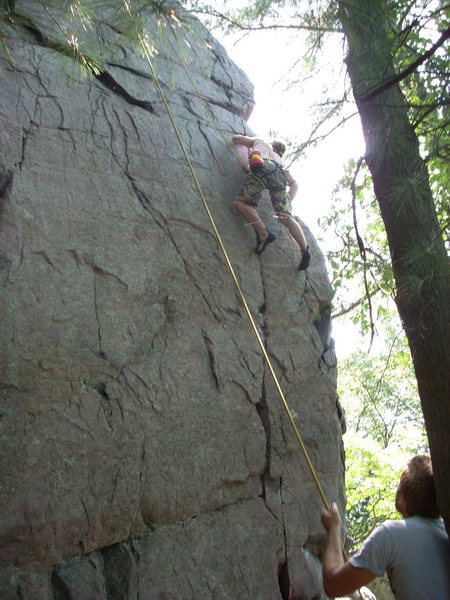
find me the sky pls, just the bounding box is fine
[213,26,367,358]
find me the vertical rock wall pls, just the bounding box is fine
[0,3,344,598]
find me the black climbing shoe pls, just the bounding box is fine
[298,247,311,270]
[256,231,276,254]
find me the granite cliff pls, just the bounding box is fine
[0,3,344,598]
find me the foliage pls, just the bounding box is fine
[344,435,405,548]
[303,21,448,309]
[338,318,428,545]
[384,0,450,253]
[185,0,339,33]
[318,160,395,335]
[336,3,449,538]
[339,330,427,450]
[324,155,433,541]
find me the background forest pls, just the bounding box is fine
[1,0,448,547]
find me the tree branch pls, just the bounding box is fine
[189,8,342,33]
[288,110,359,165]
[350,157,377,349]
[358,25,450,103]
[331,288,379,319]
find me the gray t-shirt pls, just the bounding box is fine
[349,516,450,600]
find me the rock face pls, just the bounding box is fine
[0,3,344,599]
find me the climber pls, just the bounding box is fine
[320,455,450,600]
[232,134,310,270]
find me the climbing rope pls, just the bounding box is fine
[158,41,356,570]
[141,41,332,511]
[15,0,351,575]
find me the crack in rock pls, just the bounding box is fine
[8,9,155,113]
[96,71,154,113]
[0,171,13,199]
[256,379,272,499]
[202,330,220,389]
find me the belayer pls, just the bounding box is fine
[320,455,450,599]
[232,134,310,270]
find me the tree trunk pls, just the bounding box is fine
[338,0,450,533]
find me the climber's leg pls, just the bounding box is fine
[233,199,268,241]
[277,213,307,251]
[233,176,275,252]
[278,213,310,270]
[270,191,310,270]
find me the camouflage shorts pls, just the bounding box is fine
[235,160,292,214]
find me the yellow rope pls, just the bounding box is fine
[158,34,356,569]
[142,30,355,580]
[142,43,332,512]
[20,0,351,575]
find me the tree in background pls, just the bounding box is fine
[318,159,395,340]
[337,0,450,533]
[338,322,428,545]
[320,159,430,543]
[345,439,406,548]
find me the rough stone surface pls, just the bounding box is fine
[0,3,344,599]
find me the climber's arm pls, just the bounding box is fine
[232,134,259,148]
[285,169,298,201]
